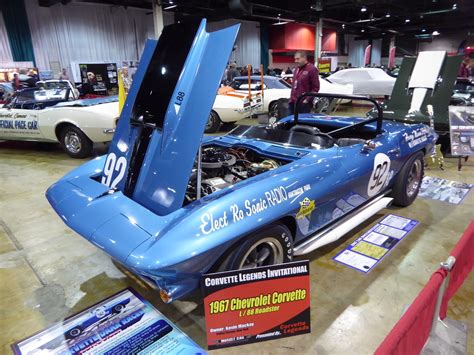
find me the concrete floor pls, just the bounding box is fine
[0,116,473,354]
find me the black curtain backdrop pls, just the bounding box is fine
[260,23,269,71]
[1,0,36,64]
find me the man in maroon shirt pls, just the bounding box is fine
[289,50,320,114]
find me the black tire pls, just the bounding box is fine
[66,327,82,339]
[391,151,424,207]
[221,121,237,130]
[220,223,293,271]
[59,125,93,158]
[113,304,125,313]
[272,98,290,120]
[205,110,222,133]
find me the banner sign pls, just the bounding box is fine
[202,260,310,349]
[12,288,206,355]
[333,214,418,273]
[318,58,331,73]
[449,106,474,156]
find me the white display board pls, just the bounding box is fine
[408,51,446,89]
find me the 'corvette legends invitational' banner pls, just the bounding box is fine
[202,260,311,349]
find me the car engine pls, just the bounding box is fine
[185,146,286,203]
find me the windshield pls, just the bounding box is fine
[227,125,333,150]
[37,81,71,90]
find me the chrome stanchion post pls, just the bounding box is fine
[430,256,456,334]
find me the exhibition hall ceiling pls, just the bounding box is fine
[37,0,474,36]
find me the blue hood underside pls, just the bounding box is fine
[103,19,240,216]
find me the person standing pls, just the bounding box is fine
[289,50,320,114]
[226,63,239,83]
[59,68,69,81]
[12,73,21,91]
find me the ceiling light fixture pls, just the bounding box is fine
[452,3,457,9]
[164,4,177,9]
[361,29,365,32]
[405,18,410,23]
[421,28,426,32]
[432,30,440,35]
[273,20,289,26]
[361,6,367,12]
[385,13,391,18]
[342,24,345,29]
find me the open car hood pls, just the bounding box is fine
[102,19,239,216]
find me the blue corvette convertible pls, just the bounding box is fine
[46,19,437,303]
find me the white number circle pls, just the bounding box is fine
[367,153,391,197]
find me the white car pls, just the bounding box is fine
[229,75,353,116]
[207,89,263,133]
[326,68,396,96]
[0,87,119,158]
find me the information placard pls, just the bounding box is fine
[449,106,474,156]
[12,288,206,355]
[202,260,310,349]
[333,214,418,273]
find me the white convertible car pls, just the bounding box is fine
[327,68,396,96]
[207,88,263,133]
[0,87,118,158]
[227,75,353,116]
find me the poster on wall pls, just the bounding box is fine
[79,63,118,96]
[12,288,206,355]
[318,58,331,74]
[202,260,311,350]
[449,106,474,156]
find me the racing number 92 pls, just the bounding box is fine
[370,161,388,190]
[101,153,127,189]
[367,153,391,197]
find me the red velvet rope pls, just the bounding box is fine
[440,220,474,319]
[374,269,448,355]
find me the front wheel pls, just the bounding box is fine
[220,223,293,271]
[391,151,424,206]
[60,125,93,158]
[205,111,222,133]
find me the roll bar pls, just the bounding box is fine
[294,92,383,135]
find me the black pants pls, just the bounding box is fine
[288,101,312,116]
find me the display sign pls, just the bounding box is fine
[79,63,118,96]
[333,214,418,273]
[12,288,206,355]
[449,106,474,156]
[419,176,472,205]
[318,58,331,73]
[202,260,310,350]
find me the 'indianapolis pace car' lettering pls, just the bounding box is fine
[200,186,288,235]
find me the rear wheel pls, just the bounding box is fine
[270,98,290,121]
[391,151,424,206]
[60,125,93,158]
[220,223,293,271]
[205,110,222,133]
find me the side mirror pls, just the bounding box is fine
[361,140,376,153]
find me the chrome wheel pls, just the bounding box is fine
[238,237,284,269]
[64,131,82,154]
[269,103,278,118]
[406,159,422,197]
